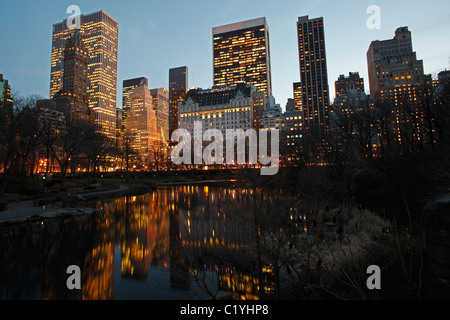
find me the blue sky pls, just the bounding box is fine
[1,0,449,109]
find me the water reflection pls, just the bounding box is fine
[0,185,275,300]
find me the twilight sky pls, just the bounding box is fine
[1,0,449,109]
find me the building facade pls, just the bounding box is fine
[284,111,304,164]
[252,90,266,131]
[0,73,13,107]
[169,66,188,138]
[126,84,162,162]
[297,16,331,138]
[50,11,119,139]
[293,82,303,113]
[149,88,170,142]
[178,83,256,138]
[54,29,90,119]
[213,17,272,97]
[335,72,365,98]
[438,70,450,83]
[260,96,284,131]
[285,98,295,113]
[367,27,434,152]
[367,27,425,98]
[284,81,305,164]
[122,77,149,132]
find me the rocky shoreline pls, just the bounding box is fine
[0,184,135,227]
[0,204,101,227]
[0,178,237,227]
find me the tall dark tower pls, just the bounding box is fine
[169,66,188,138]
[297,16,330,139]
[55,28,90,118]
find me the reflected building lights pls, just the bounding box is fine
[1,186,278,300]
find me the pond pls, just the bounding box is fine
[0,185,277,300]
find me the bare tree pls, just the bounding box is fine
[41,115,95,190]
[0,98,15,193]
[329,92,379,164]
[148,143,168,173]
[84,131,116,182]
[120,132,139,181]
[0,94,43,191]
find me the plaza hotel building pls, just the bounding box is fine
[178,83,259,138]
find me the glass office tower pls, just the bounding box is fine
[50,10,119,139]
[213,17,272,97]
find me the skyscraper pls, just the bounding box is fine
[126,83,161,161]
[367,27,426,98]
[122,77,149,131]
[50,11,119,139]
[213,17,272,97]
[367,27,433,151]
[297,16,330,138]
[169,66,188,138]
[149,88,170,142]
[54,29,90,119]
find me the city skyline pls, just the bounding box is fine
[1,0,449,111]
[2,1,450,304]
